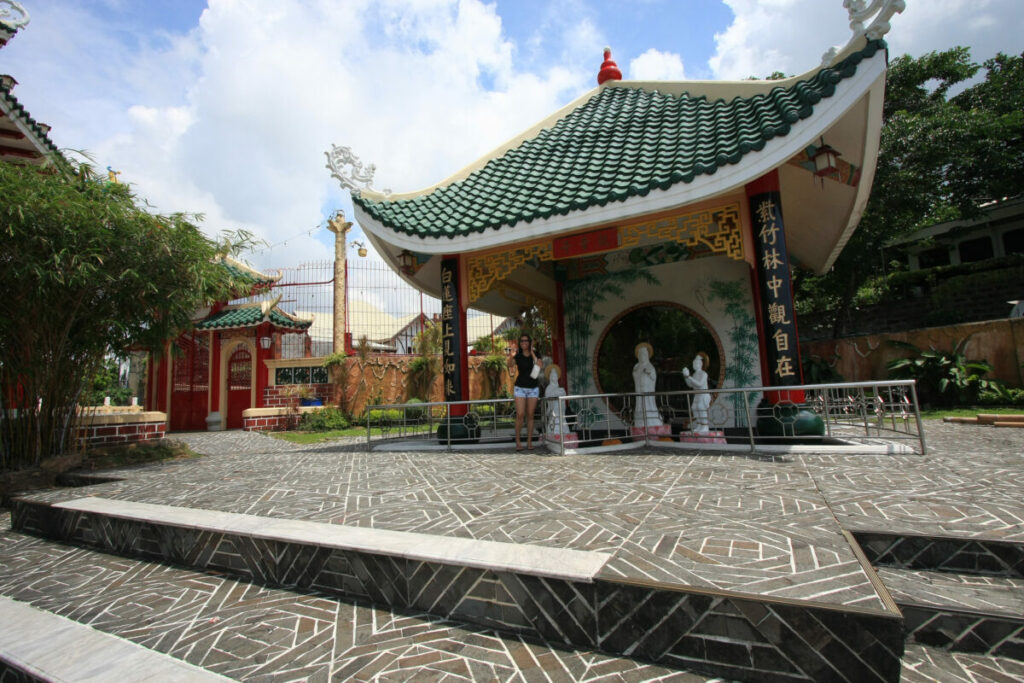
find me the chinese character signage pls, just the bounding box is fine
[440,257,463,402]
[552,226,619,259]
[750,191,802,386]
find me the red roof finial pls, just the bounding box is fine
[597,46,622,85]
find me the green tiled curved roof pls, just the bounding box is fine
[0,78,66,165]
[218,259,278,288]
[354,40,885,239]
[194,306,311,331]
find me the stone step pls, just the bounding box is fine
[10,496,906,683]
[0,596,233,682]
[854,531,1024,577]
[900,643,1024,682]
[876,567,1024,661]
[0,512,708,682]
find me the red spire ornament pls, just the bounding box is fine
[597,46,622,85]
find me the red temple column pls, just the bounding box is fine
[209,331,221,426]
[255,322,272,408]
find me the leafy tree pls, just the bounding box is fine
[794,48,1024,334]
[0,161,250,470]
[80,357,133,406]
[472,334,502,354]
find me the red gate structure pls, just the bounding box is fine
[226,346,252,429]
[169,331,209,432]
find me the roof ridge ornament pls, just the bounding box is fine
[821,0,905,67]
[597,47,622,85]
[0,0,29,30]
[325,144,390,196]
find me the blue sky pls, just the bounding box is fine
[2,0,1022,268]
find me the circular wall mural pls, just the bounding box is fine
[594,302,724,416]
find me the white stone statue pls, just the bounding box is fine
[632,343,662,427]
[544,364,569,435]
[683,352,711,432]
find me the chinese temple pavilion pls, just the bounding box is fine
[337,4,898,428]
[145,256,313,431]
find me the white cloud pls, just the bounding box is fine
[2,0,593,268]
[629,48,686,81]
[710,0,1024,81]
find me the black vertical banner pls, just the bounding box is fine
[440,257,463,403]
[749,190,802,387]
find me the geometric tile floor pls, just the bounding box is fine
[2,421,1023,680]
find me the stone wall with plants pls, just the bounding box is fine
[276,354,513,418]
[801,317,1024,399]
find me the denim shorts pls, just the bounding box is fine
[514,385,540,399]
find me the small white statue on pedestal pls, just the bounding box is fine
[683,352,711,432]
[544,364,569,435]
[632,343,663,428]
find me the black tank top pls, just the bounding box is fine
[514,352,539,389]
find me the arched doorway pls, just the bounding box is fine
[170,332,209,431]
[226,346,253,429]
[594,302,725,420]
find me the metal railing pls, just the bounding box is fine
[364,380,925,455]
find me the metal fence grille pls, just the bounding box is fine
[234,259,509,359]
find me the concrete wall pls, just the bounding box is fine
[801,318,1024,388]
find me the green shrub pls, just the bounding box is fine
[886,336,1003,407]
[365,408,404,426]
[406,398,425,421]
[978,385,1024,407]
[299,406,350,432]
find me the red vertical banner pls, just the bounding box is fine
[746,174,804,402]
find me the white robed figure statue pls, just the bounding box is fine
[543,364,570,435]
[683,352,711,432]
[632,343,663,428]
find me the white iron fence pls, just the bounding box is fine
[363,380,925,455]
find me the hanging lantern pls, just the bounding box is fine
[399,250,417,274]
[812,143,841,178]
[259,336,272,350]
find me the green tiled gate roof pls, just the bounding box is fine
[354,40,885,239]
[194,306,311,331]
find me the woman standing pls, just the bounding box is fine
[512,333,542,450]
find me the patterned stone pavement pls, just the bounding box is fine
[12,433,890,611]
[11,423,1024,608]
[3,421,1023,680]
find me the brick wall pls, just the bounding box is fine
[242,414,294,432]
[262,383,332,407]
[76,412,167,448]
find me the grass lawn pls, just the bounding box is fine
[919,406,1024,420]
